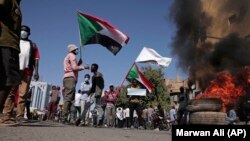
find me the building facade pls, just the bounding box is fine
[30,81,51,111]
[165,75,201,105]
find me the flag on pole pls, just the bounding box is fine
[77,11,129,55]
[126,63,153,93]
[135,47,172,67]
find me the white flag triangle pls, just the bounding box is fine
[135,47,172,67]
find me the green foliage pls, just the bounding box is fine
[116,87,129,106]
[142,66,171,110]
[116,65,171,111]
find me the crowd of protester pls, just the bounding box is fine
[41,77,177,131]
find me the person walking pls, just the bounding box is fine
[177,86,188,125]
[89,63,104,127]
[72,89,82,122]
[47,85,60,120]
[1,25,40,124]
[169,105,177,128]
[75,74,92,126]
[62,44,89,123]
[80,74,92,113]
[0,0,22,115]
[147,105,154,129]
[25,87,32,120]
[104,84,118,127]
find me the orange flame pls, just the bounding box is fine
[195,66,250,112]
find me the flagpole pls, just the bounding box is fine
[79,45,83,60]
[120,62,135,87]
[121,47,142,86]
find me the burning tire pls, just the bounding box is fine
[186,98,222,112]
[189,111,227,125]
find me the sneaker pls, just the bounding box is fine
[62,117,68,124]
[0,114,11,122]
[79,123,86,127]
[154,128,160,131]
[138,126,144,130]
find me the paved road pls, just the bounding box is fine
[0,121,171,141]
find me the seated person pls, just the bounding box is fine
[226,104,238,125]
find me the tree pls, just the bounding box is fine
[142,66,171,110]
[116,65,171,111]
[115,86,129,106]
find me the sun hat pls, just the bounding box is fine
[67,44,78,52]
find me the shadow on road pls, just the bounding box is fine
[19,121,65,127]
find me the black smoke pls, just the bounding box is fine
[169,0,250,90]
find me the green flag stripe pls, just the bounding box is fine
[78,13,103,45]
[127,64,139,79]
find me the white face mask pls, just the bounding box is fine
[21,31,29,39]
[74,49,79,55]
[84,78,89,81]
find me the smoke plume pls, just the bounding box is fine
[170,0,250,90]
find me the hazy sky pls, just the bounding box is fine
[20,0,187,90]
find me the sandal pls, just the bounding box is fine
[0,119,19,127]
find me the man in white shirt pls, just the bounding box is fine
[74,89,82,118]
[75,74,92,126]
[69,89,81,124]
[123,105,130,128]
[169,106,176,127]
[116,106,123,128]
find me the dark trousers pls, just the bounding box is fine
[0,47,21,113]
[117,119,123,128]
[177,109,188,125]
[124,117,130,128]
[129,103,142,127]
[25,100,31,119]
[0,47,21,87]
